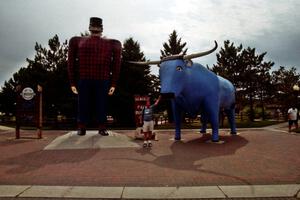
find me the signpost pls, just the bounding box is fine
[15,85,43,139]
[134,95,149,127]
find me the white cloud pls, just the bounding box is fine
[0,0,299,86]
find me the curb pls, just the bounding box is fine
[0,184,299,199]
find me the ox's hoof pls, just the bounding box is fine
[206,140,225,144]
[169,138,184,141]
[174,137,181,141]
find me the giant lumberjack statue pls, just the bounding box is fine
[68,17,122,136]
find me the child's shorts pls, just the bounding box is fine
[143,121,154,132]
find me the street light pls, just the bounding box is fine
[293,84,299,108]
[293,84,299,92]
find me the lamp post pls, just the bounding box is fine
[293,84,299,107]
[293,84,300,97]
[293,84,299,92]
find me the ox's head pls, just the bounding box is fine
[158,55,189,98]
[129,41,218,99]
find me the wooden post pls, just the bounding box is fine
[37,85,43,139]
[15,85,21,139]
[15,124,20,139]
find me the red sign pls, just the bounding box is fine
[134,95,149,127]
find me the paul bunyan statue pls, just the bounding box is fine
[68,17,121,136]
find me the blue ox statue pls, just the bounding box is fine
[130,41,237,142]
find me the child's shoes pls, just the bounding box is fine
[143,141,147,148]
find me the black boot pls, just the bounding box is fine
[77,129,86,136]
[99,129,109,136]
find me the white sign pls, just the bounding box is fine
[20,87,35,100]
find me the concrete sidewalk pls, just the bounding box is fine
[0,123,299,199]
[0,184,299,199]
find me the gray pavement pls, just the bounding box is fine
[44,131,139,150]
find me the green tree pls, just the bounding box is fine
[111,37,159,126]
[239,47,266,121]
[0,35,76,122]
[211,40,274,121]
[211,40,244,113]
[0,79,17,115]
[211,40,248,119]
[256,61,274,119]
[271,66,300,115]
[160,30,188,58]
[26,35,75,118]
[211,40,243,88]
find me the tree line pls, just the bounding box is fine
[0,31,299,126]
[210,40,300,121]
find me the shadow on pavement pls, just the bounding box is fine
[0,149,98,174]
[132,134,251,184]
[151,134,248,170]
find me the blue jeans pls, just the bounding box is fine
[78,79,110,129]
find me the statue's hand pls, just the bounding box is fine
[71,86,78,94]
[108,87,115,96]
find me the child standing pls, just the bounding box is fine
[142,97,160,148]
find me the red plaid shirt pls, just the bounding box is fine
[68,35,122,87]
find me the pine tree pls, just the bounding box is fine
[0,35,76,120]
[160,30,188,58]
[211,40,274,121]
[111,37,159,126]
[256,61,274,119]
[211,40,243,88]
[271,66,300,115]
[0,79,16,115]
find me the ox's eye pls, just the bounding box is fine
[176,66,183,71]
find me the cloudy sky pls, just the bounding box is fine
[0,0,299,88]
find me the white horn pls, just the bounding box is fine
[183,41,218,60]
[128,60,161,65]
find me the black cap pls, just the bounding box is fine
[89,17,103,31]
